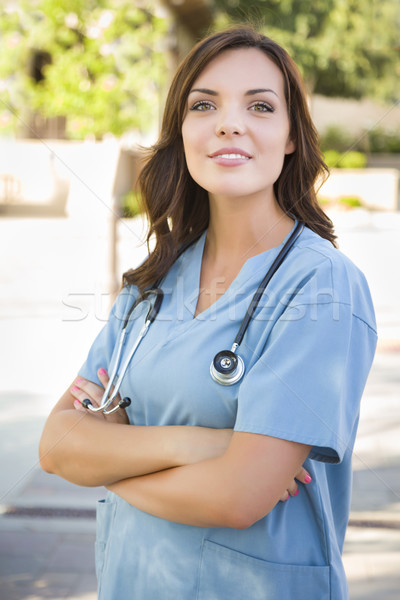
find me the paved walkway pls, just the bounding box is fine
[0,209,399,599]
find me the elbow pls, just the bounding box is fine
[38,431,57,474]
[38,411,78,476]
[39,455,54,475]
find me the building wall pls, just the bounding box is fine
[311,94,400,136]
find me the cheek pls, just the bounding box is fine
[182,122,205,173]
[182,122,194,159]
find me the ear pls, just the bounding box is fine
[285,137,296,155]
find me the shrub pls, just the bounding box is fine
[323,150,367,169]
[323,149,341,167]
[337,151,367,169]
[319,126,353,152]
[367,127,400,153]
[339,196,363,208]
[121,191,142,218]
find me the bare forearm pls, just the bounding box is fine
[39,410,231,487]
[107,434,311,529]
[108,458,242,528]
[39,410,180,486]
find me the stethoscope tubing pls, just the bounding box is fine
[84,221,303,411]
[84,292,163,414]
[233,221,304,347]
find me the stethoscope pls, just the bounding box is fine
[83,221,304,414]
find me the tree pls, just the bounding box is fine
[213,0,400,101]
[0,0,168,139]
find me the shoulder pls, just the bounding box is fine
[284,227,376,331]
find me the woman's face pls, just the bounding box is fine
[181,48,295,204]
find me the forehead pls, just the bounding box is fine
[192,47,285,95]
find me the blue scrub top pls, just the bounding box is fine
[79,222,377,600]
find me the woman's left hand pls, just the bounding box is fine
[70,368,130,425]
[279,466,312,502]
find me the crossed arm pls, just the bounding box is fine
[39,370,311,529]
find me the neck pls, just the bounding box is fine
[205,193,294,265]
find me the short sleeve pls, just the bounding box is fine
[234,298,377,464]
[78,286,138,386]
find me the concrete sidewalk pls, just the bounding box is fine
[0,210,399,599]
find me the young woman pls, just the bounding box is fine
[40,26,377,599]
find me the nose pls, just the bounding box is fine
[215,106,245,137]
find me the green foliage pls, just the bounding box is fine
[319,126,353,153]
[121,190,142,218]
[213,0,400,101]
[323,150,367,169]
[338,196,363,208]
[338,152,367,169]
[0,0,168,139]
[321,124,400,155]
[317,195,363,209]
[367,127,400,153]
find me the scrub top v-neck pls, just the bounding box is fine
[79,222,377,600]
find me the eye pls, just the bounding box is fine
[250,102,274,113]
[189,100,216,112]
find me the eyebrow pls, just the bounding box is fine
[189,87,279,98]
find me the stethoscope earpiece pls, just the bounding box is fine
[81,396,131,414]
[210,350,245,386]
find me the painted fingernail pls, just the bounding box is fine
[72,385,80,392]
[73,400,82,408]
[75,377,82,384]
[98,368,107,376]
[304,474,312,483]
[293,489,299,496]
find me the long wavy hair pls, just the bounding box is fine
[123,26,335,292]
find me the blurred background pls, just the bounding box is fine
[0,1,399,599]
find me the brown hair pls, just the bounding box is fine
[124,25,335,292]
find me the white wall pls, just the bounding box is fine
[311,95,400,136]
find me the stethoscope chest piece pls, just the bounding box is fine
[210,350,245,386]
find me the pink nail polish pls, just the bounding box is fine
[73,400,82,409]
[293,489,299,496]
[304,474,312,483]
[72,385,80,392]
[99,368,107,376]
[75,377,82,384]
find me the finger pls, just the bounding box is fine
[287,480,299,497]
[294,467,312,484]
[73,379,105,408]
[278,490,290,503]
[73,399,86,413]
[97,368,110,388]
[97,367,122,409]
[70,384,97,407]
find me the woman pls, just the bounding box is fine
[39,26,377,599]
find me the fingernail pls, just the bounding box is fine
[73,400,82,408]
[98,368,107,376]
[72,385,80,392]
[293,489,299,496]
[304,474,312,483]
[284,495,290,502]
[75,377,82,384]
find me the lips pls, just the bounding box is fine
[209,147,252,160]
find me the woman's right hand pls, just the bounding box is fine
[70,368,129,425]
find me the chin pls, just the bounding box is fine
[204,180,257,197]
